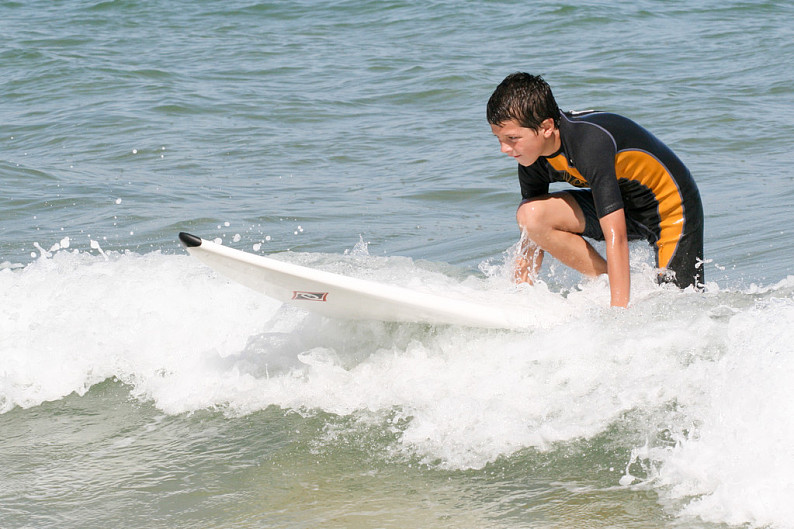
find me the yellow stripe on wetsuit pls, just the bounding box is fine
[545,152,684,268]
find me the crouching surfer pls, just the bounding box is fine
[487,72,704,307]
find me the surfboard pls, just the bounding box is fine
[178,232,531,329]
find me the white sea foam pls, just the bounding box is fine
[0,249,279,413]
[644,291,794,528]
[1,248,793,528]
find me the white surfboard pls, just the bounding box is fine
[178,232,531,329]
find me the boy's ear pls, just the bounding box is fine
[539,117,556,136]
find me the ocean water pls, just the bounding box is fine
[2,1,794,528]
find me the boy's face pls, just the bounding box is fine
[490,118,558,166]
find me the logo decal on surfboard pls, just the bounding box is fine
[292,291,329,302]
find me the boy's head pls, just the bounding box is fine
[487,73,561,130]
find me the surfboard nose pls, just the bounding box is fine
[178,232,203,248]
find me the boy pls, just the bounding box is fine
[487,72,703,307]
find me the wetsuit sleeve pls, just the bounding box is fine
[518,162,551,200]
[575,126,624,217]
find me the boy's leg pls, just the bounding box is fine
[660,221,705,289]
[516,192,608,279]
[655,191,705,289]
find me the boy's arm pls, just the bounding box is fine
[599,209,630,307]
[515,235,544,284]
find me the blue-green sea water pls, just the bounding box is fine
[2,1,794,528]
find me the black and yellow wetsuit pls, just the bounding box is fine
[518,111,704,288]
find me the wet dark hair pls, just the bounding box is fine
[486,72,561,129]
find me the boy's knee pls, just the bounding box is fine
[516,200,547,235]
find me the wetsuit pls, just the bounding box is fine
[518,111,704,288]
